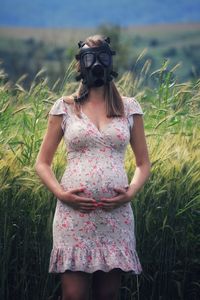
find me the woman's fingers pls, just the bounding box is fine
[68,187,86,195]
[62,187,129,212]
[100,187,129,207]
[72,203,96,212]
[101,194,123,203]
[100,194,128,210]
[113,187,126,194]
[75,195,96,202]
[99,195,121,204]
[79,203,97,209]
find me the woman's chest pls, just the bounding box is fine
[63,113,131,150]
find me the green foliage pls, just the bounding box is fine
[125,131,200,299]
[0,62,199,299]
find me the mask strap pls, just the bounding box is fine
[104,36,110,44]
[78,41,85,48]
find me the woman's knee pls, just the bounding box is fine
[62,288,89,300]
[61,270,91,300]
[92,269,122,300]
[61,286,90,299]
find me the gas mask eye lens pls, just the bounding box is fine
[83,53,95,68]
[98,52,111,66]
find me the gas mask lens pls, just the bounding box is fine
[98,52,111,66]
[83,52,111,68]
[83,53,95,68]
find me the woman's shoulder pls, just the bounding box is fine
[62,95,75,105]
[121,95,141,106]
[121,95,144,116]
[49,96,70,115]
[49,95,75,115]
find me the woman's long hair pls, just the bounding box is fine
[63,34,125,118]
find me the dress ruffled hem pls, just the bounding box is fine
[49,245,143,275]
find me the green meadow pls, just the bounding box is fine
[0,57,199,300]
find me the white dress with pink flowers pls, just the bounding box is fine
[48,96,143,275]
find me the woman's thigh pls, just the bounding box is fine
[91,268,123,300]
[60,270,92,300]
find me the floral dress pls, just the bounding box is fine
[48,95,144,275]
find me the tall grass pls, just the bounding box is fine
[0,60,199,300]
[124,129,200,299]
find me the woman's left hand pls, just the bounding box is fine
[99,188,132,211]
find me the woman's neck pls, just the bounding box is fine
[87,86,105,103]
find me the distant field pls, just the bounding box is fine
[0,26,93,46]
[0,23,200,46]
[0,23,200,89]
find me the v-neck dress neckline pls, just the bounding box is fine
[80,106,116,135]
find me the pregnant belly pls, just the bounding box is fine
[60,164,129,202]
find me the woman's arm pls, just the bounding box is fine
[127,114,151,198]
[35,115,65,198]
[35,114,97,212]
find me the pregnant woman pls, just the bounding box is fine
[35,35,151,300]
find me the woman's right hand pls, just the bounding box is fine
[57,187,99,213]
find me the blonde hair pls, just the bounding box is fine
[63,34,125,118]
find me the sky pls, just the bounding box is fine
[0,0,200,28]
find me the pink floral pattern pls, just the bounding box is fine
[48,96,144,275]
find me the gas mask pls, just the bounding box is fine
[75,37,118,88]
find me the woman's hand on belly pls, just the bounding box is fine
[99,187,132,211]
[58,187,98,213]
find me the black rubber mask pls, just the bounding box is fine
[75,39,118,88]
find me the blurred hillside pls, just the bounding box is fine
[0,23,200,91]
